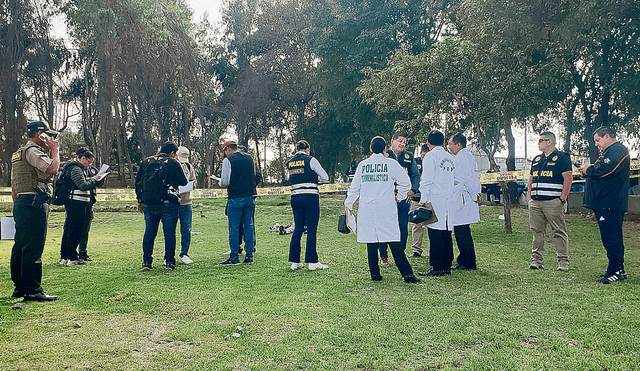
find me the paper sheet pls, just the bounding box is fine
[345,206,357,234]
[179,180,194,194]
[97,164,109,176]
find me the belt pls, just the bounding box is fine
[17,194,36,200]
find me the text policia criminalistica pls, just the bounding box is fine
[361,163,389,182]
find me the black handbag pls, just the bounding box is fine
[338,214,350,234]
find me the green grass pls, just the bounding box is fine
[0,195,639,370]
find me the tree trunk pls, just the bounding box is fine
[501,121,518,234]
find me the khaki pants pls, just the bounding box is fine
[528,198,569,267]
[410,200,427,255]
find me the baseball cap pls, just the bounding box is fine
[27,121,59,137]
[160,141,179,154]
[221,140,237,157]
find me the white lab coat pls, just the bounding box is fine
[345,153,411,243]
[451,148,481,226]
[419,146,456,231]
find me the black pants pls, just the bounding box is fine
[454,224,476,269]
[428,228,453,271]
[78,206,94,260]
[367,242,414,279]
[378,200,410,259]
[11,195,48,295]
[289,194,320,263]
[60,201,92,261]
[595,209,625,274]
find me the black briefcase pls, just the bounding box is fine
[408,206,434,224]
[338,214,350,234]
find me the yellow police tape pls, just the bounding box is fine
[0,183,352,203]
[0,160,637,203]
[479,159,640,184]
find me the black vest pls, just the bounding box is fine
[287,152,319,195]
[227,152,257,199]
[530,150,571,200]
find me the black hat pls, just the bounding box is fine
[27,121,58,137]
[160,141,179,154]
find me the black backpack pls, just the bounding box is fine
[52,162,78,206]
[140,156,168,205]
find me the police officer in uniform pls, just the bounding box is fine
[78,162,101,262]
[417,130,456,276]
[579,126,631,284]
[10,121,60,301]
[378,132,420,266]
[527,131,572,271]
[59,147,103,266]
[345,136,420,283]
[287,140,330,271]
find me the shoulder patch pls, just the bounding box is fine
[404,153,410,159]
[11,151,22,163]
[533,154,542,162]
[552,155,558,161]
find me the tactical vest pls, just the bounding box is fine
[11,141,52,195]
[287,152,319,195]
[530,150,571,200]
[227,152,257,199]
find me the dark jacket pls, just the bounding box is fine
[388,149,421,199]
[583,142,630,211]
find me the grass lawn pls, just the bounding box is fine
[0,195,639,370]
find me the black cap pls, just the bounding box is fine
[160,141,179,154]
[27,121,58,137]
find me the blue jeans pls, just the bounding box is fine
[288,194,320,263]
[179,204,192,257]
[228,196,255,263]
[142,202,180,266]
[379,200,410,259]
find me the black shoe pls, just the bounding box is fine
[371,275,383,281]
[142,264,152,271]
[408,252,421,258]
[220,258,240,266]
[243,257,253,264]
[79,256,92,262]
[417,268,450,276]
[452,264,476,271]
[165,263,176,271]
[597,270,627,284]
[23,292,58,301]
[529,263,544,270]
[404,275,421,284]
[12,289,24,298]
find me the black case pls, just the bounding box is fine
[408,207,433,224]
[338,214,350,234]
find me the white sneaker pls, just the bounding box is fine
[59,259,68,266]
[290,262,304,270]
[181,255,194,264]
[223,250,231,255]
[308,262,328,271]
